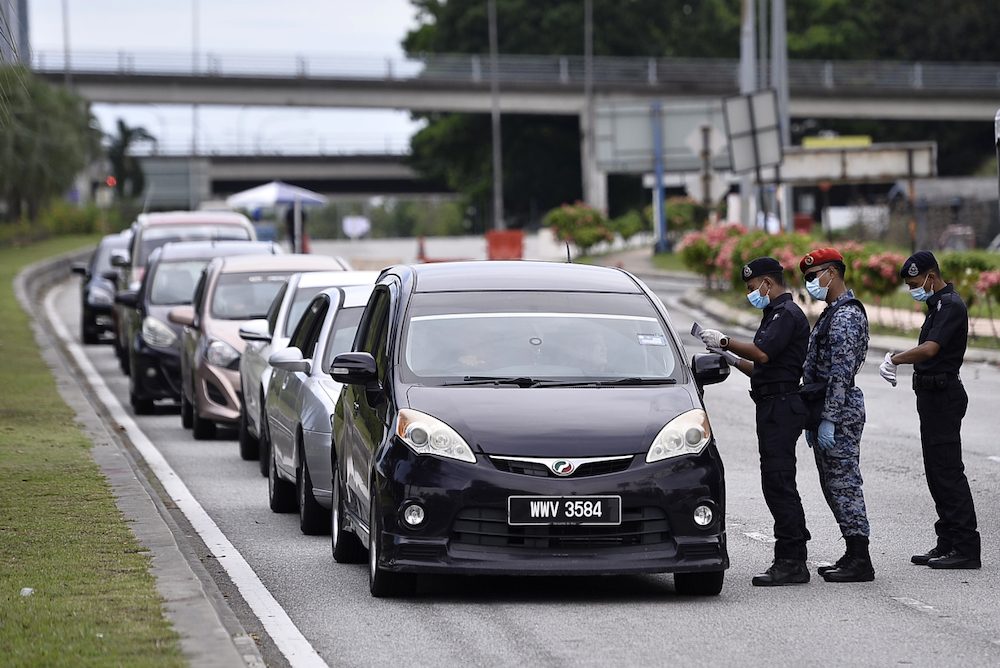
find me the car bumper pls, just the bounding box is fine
[83,303,115,335]
[195,363,241,424]
[132,340,182,401]
[371,440,728,576]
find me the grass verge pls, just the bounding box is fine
[0,236,185,668]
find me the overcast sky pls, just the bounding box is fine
[29,0,426,154]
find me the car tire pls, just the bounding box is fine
[130,387,155,415]
[258,394,271,477]
[180,389,193,429]
[297,439,330,535]
[268,440,297,513]
[368,493,416,598]
[192,397,216,440]
[332,466,365,564]
[82,319,98,345]
[673,570,725,596]
[238,407,259,461]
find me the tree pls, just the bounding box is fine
[0,66,101,221]
[105,119,156,201]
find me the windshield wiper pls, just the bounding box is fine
[532,377,679,387]
[442,376,540,387]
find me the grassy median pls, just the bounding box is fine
[0,236,185,668]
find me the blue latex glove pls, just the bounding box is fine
[817,419,836,451]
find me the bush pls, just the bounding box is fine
[938,252,995,308]
[851,249,908,303]
[609,209,650,243]
[543,202,613,255]
[675,222,747,288]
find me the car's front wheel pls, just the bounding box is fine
[257,393,271,477]
[297,439,330,535]
[238,406,259,460]
[180,386,193,429]
[268,440,296,513]
[332,466,365,564]
[368,493,416,598]
[191,396,216,440]
[673,570,725,596]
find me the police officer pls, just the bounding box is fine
[700,257,812,586]
[799,248,874,582]
[879,251,981,569]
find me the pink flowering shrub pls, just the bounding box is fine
[851,251,907,301]
[676,222,747,287]
[543,202,614,255]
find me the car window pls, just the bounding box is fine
[265,283,289,336]
[192,269,209,314]
[322,306,364,371]
[148,260,208,306]
[401,292,679,382]
[289,297,328,359]
[357,288,392,380]
[210,271,293,320]
[93,241,120,275]
[136,224,252,267]
[284,286,326,337]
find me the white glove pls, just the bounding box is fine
[700,328,725,349]
[879,351,897,387]
[709,347,740,367]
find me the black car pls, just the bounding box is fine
[114,240,283,414]
[330,261,731,598]
[72,231,132,344]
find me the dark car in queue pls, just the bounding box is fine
[114,240,283,414]
[111,211,258,375]
[169,253,349,440]
[72,230,132,344]
[263,284,375,534]
[330,261,731,598]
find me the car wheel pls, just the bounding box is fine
[82,318,98,345]
[332,466,365,564]
[268,439,297,513]
[191,394,216,440]
[180,388,193,429]
[257,393,271,477]
[297,440,330,535]
[673,570,725,596]
[130,386,155,415]
[119,345,131,375]
[238,406,259,461]
[368,493,416,598]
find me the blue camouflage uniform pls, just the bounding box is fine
[802,289,870,537]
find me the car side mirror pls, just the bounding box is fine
[101,270,119,282]
[269,347,311,374]
[692,353,730,389]
[331,352,378,387]
[115,290,138,307]
[167,305,196,327]
[72,262,88,276]
[239,319,271,342]
[110,250,131,267]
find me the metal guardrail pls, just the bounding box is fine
[31,50,1000,93]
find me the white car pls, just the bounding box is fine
[264,284,376,534]
[239,270,378,466]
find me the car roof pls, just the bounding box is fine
[318,283,376,308]
[99,232,132,248]
[401,261,644,294]
[294,270,380,289]
[136,211,254,227]
[154,240,281,262]
[217,253,346,274]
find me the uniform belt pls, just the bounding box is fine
[912,372,959,391]
[750,382,799,401]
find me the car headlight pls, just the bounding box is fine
[396,409,476,464]
[141,316,177,348]
[646,409,711,463]
[88,287,114,307]
[206,338,241,369]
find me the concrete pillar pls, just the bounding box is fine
[580,105,608,213]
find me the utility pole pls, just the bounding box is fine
[61,0,71,87]
[739,0,756,228]
[487,0,505,230]
[771,0,792,230]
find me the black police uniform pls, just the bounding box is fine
[913,282,980,559]
[751,291,812,561]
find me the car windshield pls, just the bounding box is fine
[93,241,123,275]
[401,292,680,383]
[211,271,294,320]
[322,306,364,369]
[148,260,207,306]
[137,224,251,266]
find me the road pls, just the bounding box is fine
[49,273,1000,668]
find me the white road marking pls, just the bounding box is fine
[744,532,776,543]
[892,597,938,614]
[45,290,329,668]
[988,456,1000,464]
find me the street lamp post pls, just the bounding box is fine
[487,0,505,231]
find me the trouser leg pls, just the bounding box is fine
[922,439,980,557]
[757,394,809,561]
[811,420,869,538]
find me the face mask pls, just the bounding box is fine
[805,267,832,301]
[910,275,934,302]
[747,280,771,310]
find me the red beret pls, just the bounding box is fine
[799,248,843,273]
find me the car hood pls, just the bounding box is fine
[204,318,248,351]
[404,385,701,457]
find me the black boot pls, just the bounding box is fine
[822,536,875,582]
[752,558,810,586]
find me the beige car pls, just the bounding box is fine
[169,253,349,439]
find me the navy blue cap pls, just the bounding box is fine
[900,251,938,279]
[741,257,784,282]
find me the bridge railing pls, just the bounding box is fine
[30,50,1000,93]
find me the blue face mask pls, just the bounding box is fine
[747,281,771,310]
[910,275,934,302]
[805,267,831,301]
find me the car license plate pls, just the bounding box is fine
[507,495,622,526]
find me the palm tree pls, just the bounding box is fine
[105,119,156,200]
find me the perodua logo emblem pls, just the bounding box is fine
[551,460,574,476]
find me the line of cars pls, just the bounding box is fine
[78,231,733,599]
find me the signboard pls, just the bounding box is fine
[595,101,732,173]
[342,215,371,239]
[722,90,783,173]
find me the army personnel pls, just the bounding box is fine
[799,248,874,582]
[880,251,980,569]
[700,257,812,586]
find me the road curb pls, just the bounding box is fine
[14,249,264,668]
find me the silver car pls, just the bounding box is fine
[238,270,378,466]
[263,284,375,534]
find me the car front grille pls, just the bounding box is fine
[489,456,633,478]
[450,506,670,551]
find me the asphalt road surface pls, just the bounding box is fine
[49,273,1000,668]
